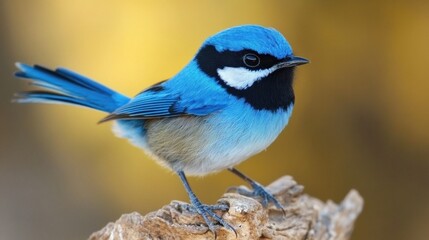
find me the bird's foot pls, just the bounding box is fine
[186,200,236,236]
[184,203,229,213]
[237,182,285,213]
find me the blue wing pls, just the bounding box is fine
[99,81,227,122]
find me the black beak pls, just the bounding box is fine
[276,56,309,69]
[285,56,309,67]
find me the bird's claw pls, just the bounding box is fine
[184,203,229,213]
[186,202,236,236]
[237,182,285,214]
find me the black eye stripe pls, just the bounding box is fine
[196,45,280,72]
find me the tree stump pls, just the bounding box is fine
[89,176,363,240]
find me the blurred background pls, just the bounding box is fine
[1,0,428,239]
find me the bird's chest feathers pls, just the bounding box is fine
[208,104,293,166]
[144,103,293,175]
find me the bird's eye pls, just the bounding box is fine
[242,53,260,67]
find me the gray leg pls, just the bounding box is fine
[177,170,236,235]
[228,167,285,212]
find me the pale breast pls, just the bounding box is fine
[144,103,294,175]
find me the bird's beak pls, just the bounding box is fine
[276,56,310,69]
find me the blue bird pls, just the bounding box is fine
[14,25,308,234]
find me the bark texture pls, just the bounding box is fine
[89,176,363,240]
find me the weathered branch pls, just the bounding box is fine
[89,176,363,240]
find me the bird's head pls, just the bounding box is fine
[195,25,308,111]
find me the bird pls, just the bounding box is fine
[13,25,308,234]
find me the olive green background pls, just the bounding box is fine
[1,1,428,239]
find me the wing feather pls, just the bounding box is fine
[99,81,227,123]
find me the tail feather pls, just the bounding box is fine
[14,63,130,113]
[15,91,100,108]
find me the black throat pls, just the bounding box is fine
[195,45,295,111]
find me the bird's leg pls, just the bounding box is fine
[228,167,285,212]
[177,171,236,235]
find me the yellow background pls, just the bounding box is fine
[1,1,428,239]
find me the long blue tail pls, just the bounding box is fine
[14,63,130,113]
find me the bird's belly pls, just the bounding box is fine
[114,104,293,176]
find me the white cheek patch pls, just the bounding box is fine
[217,67,274,90]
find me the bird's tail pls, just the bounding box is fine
[14,63,130,113]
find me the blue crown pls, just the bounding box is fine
[204,25,292,59]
